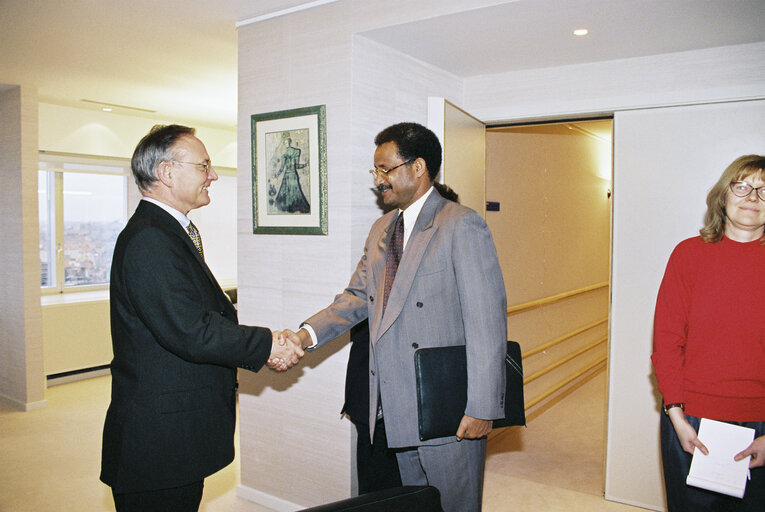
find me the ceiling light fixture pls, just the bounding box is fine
[80,99,156,113]
[573,28,589,36]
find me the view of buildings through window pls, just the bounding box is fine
[38,157,128,291]
[38,170,54,287]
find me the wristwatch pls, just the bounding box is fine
[663,402,685,415]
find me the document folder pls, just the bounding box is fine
[414,341,525,441]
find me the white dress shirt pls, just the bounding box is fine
[141,197,192,229]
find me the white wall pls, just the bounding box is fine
[608,100,765,511]
[465,42,765,123]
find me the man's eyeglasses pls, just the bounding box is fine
[369,160,413,179]
[173,160,212,174]
[729,181,765,201]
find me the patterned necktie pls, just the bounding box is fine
[186,221,204,258]
[382,212,404,314]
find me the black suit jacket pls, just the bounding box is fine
[342,320,370,425]
[100,200,272,493]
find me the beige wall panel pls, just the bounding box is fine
[0,85,45,410]
[509,290,609,344]
[41,300,112,376]
[235,2,467,508]
[236,8,355,508]
[438,100,486,216]
[608,100,765,511]
[486,125,611,304]
[485,121,611,455]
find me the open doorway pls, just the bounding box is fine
[483,119,613,497]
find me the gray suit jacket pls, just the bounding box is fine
[305,189,507,448]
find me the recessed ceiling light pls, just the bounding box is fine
[573,28,589,36]
[80,99,156,113]
[102,107,113,112]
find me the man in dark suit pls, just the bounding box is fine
[344,320,402,494]
[286,122,507,512]
[100,124,303,512]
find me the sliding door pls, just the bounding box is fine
[607,99,765,510]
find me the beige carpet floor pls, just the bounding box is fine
[0,371,647,511]
[486,370,608,496]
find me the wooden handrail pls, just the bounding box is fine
[524,336,607,384]
[522,318,607,358]
[504,282,610,416]
[525,355,607,409]
[507,281,609,315]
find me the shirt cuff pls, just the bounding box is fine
[299,323,319,350]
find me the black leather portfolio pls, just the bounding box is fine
[414,340,526,441]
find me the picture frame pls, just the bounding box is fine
[251,104,327,235]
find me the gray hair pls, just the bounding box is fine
[131,124,195,192]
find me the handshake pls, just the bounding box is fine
[267,328,311,371]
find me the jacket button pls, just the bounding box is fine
[412,342,419,349]
[371,370,375,376]
[416,302,423,308]
[370,296,374,302]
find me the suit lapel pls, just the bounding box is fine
[138,202,232,311]
[373,191,444,341]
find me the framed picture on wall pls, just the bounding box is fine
[251,104,327,235]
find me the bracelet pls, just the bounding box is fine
[663,402,685,415]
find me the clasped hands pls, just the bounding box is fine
[267,329,308,371]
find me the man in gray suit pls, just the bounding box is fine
[285,122,507,512]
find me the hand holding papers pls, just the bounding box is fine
[686,418,755,498]
[734,434,765,469]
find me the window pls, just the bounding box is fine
[38,170,55,287]
[38,154,130,293]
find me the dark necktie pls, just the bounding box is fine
[382,212,404,314]
[186,221,204,259]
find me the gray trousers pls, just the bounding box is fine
[395,438,487,512]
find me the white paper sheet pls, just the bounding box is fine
[686,418,754,498]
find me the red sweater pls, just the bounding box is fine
[652,236,765,422]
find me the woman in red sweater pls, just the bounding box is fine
[652,154,765,511]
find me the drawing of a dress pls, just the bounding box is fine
[274,138,310,213]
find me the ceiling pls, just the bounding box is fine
[1,0,762,130]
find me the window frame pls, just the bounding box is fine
[38,152,131,295]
